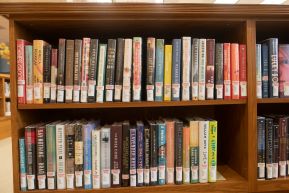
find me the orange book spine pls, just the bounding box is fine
[231,43,240,99]
[183,126,190,184]
[223,43,231,99]
[239,44,247,99]
[165,120,175,184]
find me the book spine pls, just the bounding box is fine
[92,129,101,189]
[150,122,158,185]
[122,122,130,187]
[17,39,28,104]
[257,117,266,179]
[272,124,279,179]
[136,122,144,186]
[25,126,36,190]
[239,44,247,99]
[231,43,240,99]
[73,39,82,102]
[87,39,99,103]
[56,39,66,103]
[50,49,58,103]
[287,117,289,176]
[146,37,156,101]
[224,43,231,99]
[46,123,57,189]
[36,125,46,189]
[65,124,75,189]
[205,39,215,100]
[111,123,122,188]
[261,43,269,98]
[279,118,287,177]
[130,127,137,187]
[19,138,27,191]
[256,44,262,99]
[64,40,74,103]
[198,39,206,100]
[158,122,166,185]
[74,123,84,188]
[164,45,172,101]
[190,120,199,183]
[208,120,217,182]
[122,39,133,102]
[268,38,279,98]
[114,38,125,102]
[43,45,52,103]
[182,37,191,101]
[183,126,190,184]
[172,39,182,101]
[56,123,66,189]
[83,123,93,189]
[105,39,116,102]
[215,43,224,99]
[192,38,199,100]
[101,127,111,188]
[278,44,289,97]
[155,39,164,102]
[33,40,44,104]
[96,44,107,103]
[199,120,209,183]
[133,37,142,101]
[25,45,33,104]
[165,120,175,184]
[80,38,91,103]
[144,127,150,186]
[175,120,183,184]
[265,118,273,179]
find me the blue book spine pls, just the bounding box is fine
[155,39,165,101]
[157,122,166,185]
[172,39,181,101]
[261,43,269,98]
[137,122,144,186]
[130,127,137,187]
[19,138,27,191]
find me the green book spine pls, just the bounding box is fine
[208,120,217,183]
[46,123,57,189]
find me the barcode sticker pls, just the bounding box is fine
[106,89,113,102]
[96,86,104,103]
[88,80,96,97]
[144,169,150,184]
[66,174,74,189]
[266,163,273,179]
[114,85,122,101]
[84,170,92,185]
[224,80,231,97]
[18,85,24,97]
[183,167,190,183]
[155,82,163,97]
[20,173,27,189]
[57,173,66,189]
[273,83,279,97]
[26,86,33,102]
[111,169,120,185]
[150,167,158,182]
[191,166,198,181]
[258,163,265,178]
[233,81,239,96]
[50,84,56,101]
[167,168,174,184]
[122,85,131,102]
[130,174,136,187]
[37,175,46,189]
[137,169,144,184]
[279,161,286,177]
[240,81,247,97]
[65,85,73,101]
[101,169,110,186]
[192,82,198,99]
[206,83,214,99]
[216,84,223,99]
[27,175,35,190]
[80,86,87,103]
[75,171,83,187]
[176,167,182,182]
[47,177,55,189]
[172,84,180,99]
[209,166,216,182]
[44,83,50,99]
[182,82,190,101]
[92,174,100,189]
[34,84,41,100]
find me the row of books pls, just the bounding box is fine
[16,37,247,104]
[256,38,289,98]
[257,115,289,180]
[19,118,217,191]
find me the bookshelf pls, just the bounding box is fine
[0,73,10,117]
[2,3,289,193]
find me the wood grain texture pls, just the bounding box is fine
[257,98,289,103]
[0,116,11,139]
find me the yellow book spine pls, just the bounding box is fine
[164,45,172,101]
[208,120,217,182]
[33,40,44,104]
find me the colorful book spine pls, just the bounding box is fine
[122,121,130,187]
[56,39,66,103]
[192,38,199,100]
[208,120,217,182]
[65,40,75,103]
[149,121,158,186]
[172,39,181,101]
[278,44,289,97]
[114,38,125,102]
[100,127,111,188]
[130,127,137,187]
[25,125,36,190]
[74,123,84,188]
[65,123,75,189]
[132,37,142,101]
[92,129,101,189]
[146,37,156,101]
[165,120,175,184]
[265,118,273,179]
[267,38,279,98]
[231,43,240,99]
[36,125,46,189]
[83,122,94,189]
[215,43,224,99]
[33,40,45,104]
[105,39,116,102]
[96,44,107,103]
[19,138,27,191]
[155,39,164,101]
[182,37,191,101]
[256,44,262,99]
[43,44,52,103]
[144,126,150,186]
[111,123,122,188]
[158,122,166,185]
[175,120,183,184]
[257,117,265,179]
[46,122,57,189]
[122,39,133,102]
[261,43,269,98]
[278,117,287,177]
[50,49,58,103]
[189,119,199,183]
[80,38,91,103]
[183,125,190,184]
[205,39,215,100]
[56,122,66,189]
[164,45,172,101]
[73,39,82,103]
[239,44,247,99]
[199,120,209,183]
[198,39,206,100]
[136,122,144,186]
[87,39,99,103]
[224,43,231,99]
[25,45,33,104]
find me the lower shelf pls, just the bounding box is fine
[257,178,289,192]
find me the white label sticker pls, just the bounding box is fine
[27,174,35,190]
[50,84,56,101]
[232,81,239,96]
[47,177,55,189]
[101,169,110,186]
[122,85,131,102]
[65,86,73,101]
[66,174,74,189]
[192,82,198,99]
[20,173,27,189]
[146,85,154,101]
[198,83,205,100]
[224,80,231,97]
[80,86,88,103]
[182,82,190,101]
[216,84,223,99]
[199,166,208,183]
[273,82,279,97]
[88,80,96,97]
[176,167,182,182]
[240,81,247,97]
[57,173,66,189]
[37,175,46,189]
[34,84,41,100]
[258,163,265,178]
[18,85,24,97]
[106,89,113,102]
[73,85,80,102]
[159,165,165,181]
[191,166,198,181]
[209,166,217,182]
[266,163,273,179]
[164,84,171,100]
[75,171,83,187]
[137,169,144,184]
[150,167,158,182]
[279,161,286,177]
[172,84,180,99]
[111,169,120,185]
[96,86,104,103]
[57,90,64,103]
[26,86,33,103]
[84,170,92,185]
[92,174,100,189]
[155,82,163,97]
[272,163,278,178]
[43,83,50,99]
[144,169,150,184]
[114,85,122,101]
[183,168,190,183]
[206,83,214,99]
[167,168,174,184]
[130,174,136,187]
[257,81,262,98]
[133,85,141,101]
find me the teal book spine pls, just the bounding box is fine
[19,138,27,191]
[155,39,165,101]
[157,122,166,185]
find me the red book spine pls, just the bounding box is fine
[231,43,240,99]
[223,43,231,99]
[239,44,247,99]
[278,44,289,98]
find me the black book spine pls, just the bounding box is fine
[73,39,83,103]
[111,123,122,188]
[36,125,46,189]
[74,123,84,188]
[267,38,279,98]
[114,38,125,102]
[146,38,156,101]
[272,124,279,179]
[149,121,158,186]
[105,39,117,102]
[87,39,99,103]
[43,45,52,103]
[144,126,150,186]
[215,43,223,99]
[175,120,183,184]
[122,121,130,187]
[261,43,269,98]
[57,38,66,103]
[65,40,75,103]
[257,117,266,179]
[266,118,274,179]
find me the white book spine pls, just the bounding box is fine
[256,44,262,99]
[198,39,206,100]
[182,37,191,101]
[100,127,111,188]
[199,120,209,183]
[96,45,107,103]
[80,38,90,103]
[56,123,66,189]
[122,39,133,102]
[92,129,101,189]
[191,39,199,100]
[133,37,142,101]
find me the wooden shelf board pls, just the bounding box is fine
[0,74,10,79]
[257,98,289,104]
[17,100,247,109]
[257,178,289,192]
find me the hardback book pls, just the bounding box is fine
[17,39,31,104]
[272,123,279,179]
[33,40,47,104]
[136,121,144,186]
[155,39,164,101]
[144,125,150,186]
[87,39,99,103]
[96,44,107,103]
[215,43,224,99]
[198,39,206,100]
[146,37,156,101]
[74,122,84,188]
[65,40,75,103]
[36,124,47,189]
[56,39,66,103]
[50,49,58,103]
[256,44,262,99]
[199,119,209,183]
[92,128,101,189]
[208,120,217,182]
[172,39,182,101]
[80,38,91,103]
[261,43,269,98]
[157,121,166,185]
[257,117,265,179]
[122,39,133,102]
[101,126,111,188]
[65,123,75,189]
[224,43,231,99]
[278,117,287,177]
[105,39,116,102]
[25,125,37,190]
[189,119,199,183]
[149,121,158,186]
[130,127,137,187]
[46,122,57,189]
[43,44,52,103]
[132,37,142,101]
[164,45,172,101]
[56,122,67,189]
[114,38,125,102]
[182,37,191,101]
[165,120,175,184]
[192,38,199,100]
[25,45,33,104]
[111,123,122,187]
[182,125,190,184]
[265,118,273,179]
[231,43,240,99]
[175,120,183,184]
[205,39,215,100]
[239,44,247,99]
[278,44,289,97]
[19,138,27,191]
[122,121,130,187]
[73,39,83,103]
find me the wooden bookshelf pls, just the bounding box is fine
[3,3,289,193]
[0,73,10,117]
